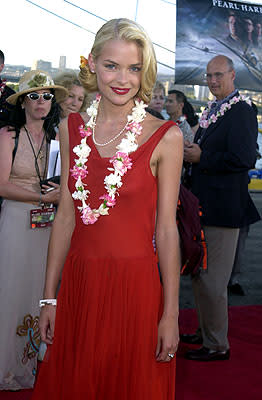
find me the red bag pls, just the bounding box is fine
[177,184,207,276]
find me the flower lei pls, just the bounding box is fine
[175,115,186,125]
[199,94,252,129]
[71,95,147,225]
[0,80,6,99]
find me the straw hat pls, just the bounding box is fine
[7,70,68,105]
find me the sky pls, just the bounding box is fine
[2,0,262,76]
[2,0,177,75]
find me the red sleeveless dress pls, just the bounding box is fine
[32,114,176,400]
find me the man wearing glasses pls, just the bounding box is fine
[182,55,260,361]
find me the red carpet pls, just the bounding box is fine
[177,306,262,400]
[0,306,261,400]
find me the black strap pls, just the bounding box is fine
[24,126,48,185]
[12,128,19,165]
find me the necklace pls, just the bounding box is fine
[199,94,252,129]
[24,126,45,160]
[24,125,48,184]
[93,118,129,147]
[71,94,147,225]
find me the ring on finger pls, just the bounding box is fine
[168,353,175,359]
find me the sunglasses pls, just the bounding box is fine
[26,92,54,101]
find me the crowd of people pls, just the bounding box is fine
[0,15,261,399]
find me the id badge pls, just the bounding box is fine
[30,207,55,229]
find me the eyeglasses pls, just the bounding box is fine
[26,92,54,101]
[205,71,231,81]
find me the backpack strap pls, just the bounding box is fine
[12,127,20,165]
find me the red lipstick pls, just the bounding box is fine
[111,87,130,95]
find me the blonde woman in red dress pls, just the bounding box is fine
[33,18,183,400]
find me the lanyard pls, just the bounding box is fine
[24,126,48,186]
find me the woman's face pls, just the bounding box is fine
[23,89,52,121]
[60,84,85,117]
[255,23,262,37]
[149,88,165,113]
[244,19,254,34]
[89,39,143,107]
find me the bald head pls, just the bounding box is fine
[206,55,235,100]
[207,55,234,71]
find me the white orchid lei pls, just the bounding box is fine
[199,94,252,129]
[71,94,147,225]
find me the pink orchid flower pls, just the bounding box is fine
[128,121,142,135]
[220,103,228,113]
[210,114,217,123]
[232,96,240,103]
[81,206,99,225]
[70,165,88,180]
[110,152,133,176]
[99,194,116,207]
[200,119,209,128]
[79,125,92,138]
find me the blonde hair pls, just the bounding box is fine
[54,71,90,112]
[153,81,165,94]
[79,18,157,104]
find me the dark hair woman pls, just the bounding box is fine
[0,70,67,390]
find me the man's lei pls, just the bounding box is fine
[199,94,252,129]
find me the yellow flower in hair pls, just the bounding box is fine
[80,56,88,69]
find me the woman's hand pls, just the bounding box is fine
[41,182,60,204]
[155,315,179,362]
[39,305,56,345]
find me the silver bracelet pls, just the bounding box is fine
[39,299,57,308]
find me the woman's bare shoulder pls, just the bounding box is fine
[145,114,182,143]
[161,123,183,145]
[150,120,183,164]
[143,113,166,137]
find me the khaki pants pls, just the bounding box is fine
[192,226,239,351]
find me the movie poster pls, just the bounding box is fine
[175,0,262,91]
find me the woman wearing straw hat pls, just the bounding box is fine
[0,70,67,390]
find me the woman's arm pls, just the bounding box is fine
[154,124,183,362]
[39,118,75,344]
[0,127,59,204]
